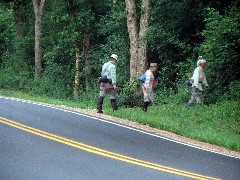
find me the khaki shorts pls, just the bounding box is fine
[142,85,154,102]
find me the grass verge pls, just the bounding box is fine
[1,89,239,152]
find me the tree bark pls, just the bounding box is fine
[125,0,139,82]
[32,0,46,81]
[125,0,150,82]
[138,0,150,75]
[74,41,81,99]
[83,33,90,92]
[74,34,90,97]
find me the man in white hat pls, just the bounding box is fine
[141,63,158,112]
[97,54,118,113]
[184,59,208,108]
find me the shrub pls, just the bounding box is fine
[199,6,240,103]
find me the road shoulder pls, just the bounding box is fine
[1,96,240,159]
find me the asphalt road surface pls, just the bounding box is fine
[0,97,240,180]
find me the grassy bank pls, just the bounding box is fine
[1,89,239,152]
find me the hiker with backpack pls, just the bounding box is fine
[97,54,118,113]
[140,63,158,112]
[184,59,208,109]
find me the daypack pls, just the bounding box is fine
[139,73,146,83]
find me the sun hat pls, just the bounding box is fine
[110,54,118,61]
[199,59,207,64]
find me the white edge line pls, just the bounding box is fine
[1,96,240,160]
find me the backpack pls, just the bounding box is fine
[139,73,146,83]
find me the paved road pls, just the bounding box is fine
[0,97,240,180]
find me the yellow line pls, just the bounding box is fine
[0,117,220,180]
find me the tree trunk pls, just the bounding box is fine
[138,0,150,75]
[125,0,150,82]
[32,0,46,81]
[74,41,81,99]
[125,0,139,82]
[83,33,90,92]
[73,33,90,97]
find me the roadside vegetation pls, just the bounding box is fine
[0,1,239,152]
[1,88,239,152]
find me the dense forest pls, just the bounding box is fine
[0,0,239,106]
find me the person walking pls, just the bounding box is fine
[97,54,118,113]
[184,59,208,108]
[141,63,158,112]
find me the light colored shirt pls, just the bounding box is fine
[191,66,208,91]
[144,69,154,90]
[101,61,116,85]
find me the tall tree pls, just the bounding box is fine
[74,39,81,98]
[66,0,82,98]
[32,0,46,81]
[125,0,150,82]
[83,33,90,92]
[66,0,92,98]
[138,0,150,77]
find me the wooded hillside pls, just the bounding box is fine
[0,0,239,104]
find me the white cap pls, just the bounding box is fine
[110,54,118,61]
[199,59,207,64]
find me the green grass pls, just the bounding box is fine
[1,88,240,152]
[106,102,240,151]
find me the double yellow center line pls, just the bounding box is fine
[0,116,220,180]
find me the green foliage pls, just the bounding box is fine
[148,0,204,91]
[96,0,129,86]
[29,62,73,98]
[0,0,239,106]
[108,100,240,151]
[0,65,31,90]
[199,6,240,102]
[117,78,142,108]
[0,6,14,64]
